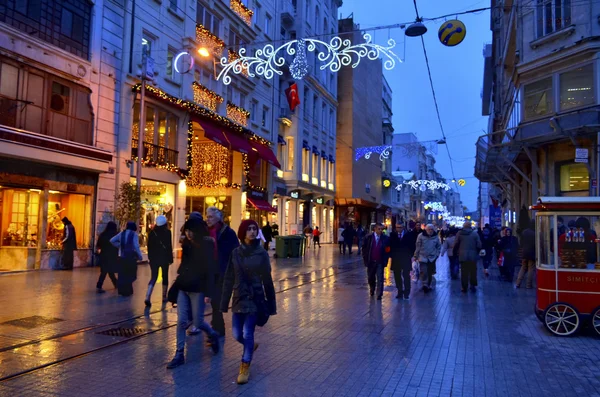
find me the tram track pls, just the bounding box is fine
[0,259,362,383]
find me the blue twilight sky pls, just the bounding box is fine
[340,0,492,211]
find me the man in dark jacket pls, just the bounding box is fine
[342,223,356,255]
[362,223,390,300]
[261,222,273,251]
[516,220,536,288]
[453,221,482,292]
[390,222,414,299]
[206,206,240,337]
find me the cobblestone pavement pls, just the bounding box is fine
[1,253,600,396]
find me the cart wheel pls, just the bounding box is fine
[544,303,580,336]
[592,307,600,337]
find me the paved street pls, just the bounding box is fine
[0,249,599,396]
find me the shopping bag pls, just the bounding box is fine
[497,252,504,267]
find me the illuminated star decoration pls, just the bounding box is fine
[355,145,392,162]
[217,33,401,85]
[395,180,451,191]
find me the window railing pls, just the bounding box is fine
[131,139,179,168]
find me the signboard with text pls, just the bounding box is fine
[489,205,502,230]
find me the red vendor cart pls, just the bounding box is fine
[531,197,600,336]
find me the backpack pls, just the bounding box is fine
[120,231,137,260]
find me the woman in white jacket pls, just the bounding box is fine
[337,226,345,254]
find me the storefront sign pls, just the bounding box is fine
[489,205,502,230]
[247,187,268,201]
[575,148,588,163]
[316,197,324,205]
[290,190,300,199]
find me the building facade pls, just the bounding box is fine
[477,0,600,229]
[272,0,342,242]
[0,0,114,270]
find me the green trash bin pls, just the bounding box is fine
[275,236,290,258]
[288,235,304,258]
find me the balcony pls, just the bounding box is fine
[230,0,253,26]
[131,139,179,168]
[280,0,296,27]
[226,101,250,127]
[196,24,225,57]
[193,82,224,112]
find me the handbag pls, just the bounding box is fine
[236,252,270,327]
[497,252,505,267]
[167,282,179,304]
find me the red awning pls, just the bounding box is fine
[197,119,253,155]
[247,198,277,212]
[249,140,281,169]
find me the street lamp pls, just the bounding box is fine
[198,47,211,58]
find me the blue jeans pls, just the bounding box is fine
[232,313,257,363]
[176,291,216,351]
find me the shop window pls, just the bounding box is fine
[320,157,327,187]
[186,196,232,225]
[302,149,310,181]
[189,138,232,188]
[46,191,91,250]
[0,188,40,247]
[311,153,319,184]
[133,178,175,252]
[560,64,595,111]
[559,163,589,193]
[524,77,553,119]
[0,58,93,145]
[248,160,268,187]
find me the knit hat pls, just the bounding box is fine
[184,216,207,233]
[155,215,167,227]
[238,219,259,241]
[408,220,416,229]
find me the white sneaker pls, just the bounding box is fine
[187,326,201,335]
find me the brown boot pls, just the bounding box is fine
[236,362,251,384]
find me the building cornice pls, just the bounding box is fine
[517,38,600,76]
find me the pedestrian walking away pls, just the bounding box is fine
[337,225,345,254]
[342,223,355,254]
[96,221,118,292]
[167,216,220,369]
[61,217,77,270]
[498,227,519,282]
[206,206,240,338]
[303,225,313,248]
[362,223,390,300]
[454,221,483,292]
[414,224,441,293]
[146,215,173,307]
[441,227,459,280]
[110,221,142,296]
[261,222,273,251]
[312,226,322,248]
[516,220,536,289]
[221,219,277,385]
[356,224,365,255]
[480,224,495,277]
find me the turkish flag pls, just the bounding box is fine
[285,83,301,112]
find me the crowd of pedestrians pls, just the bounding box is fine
[93,207,277,385]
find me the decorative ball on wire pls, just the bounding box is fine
[438,20,467,47]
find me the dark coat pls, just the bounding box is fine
[176,237,219,297]
[481,228,495,253]
[63,222,76,251]
[215,223,240,275]
[453,228,482,262]
[389,230,413,270]
[520,228,536,261]
[342,227,355,242]
[147,225,173,266]
[97,230,118,273]
[498,236,519,263]
[221,240,277,315]
[262,224,273,242]
[362,233,390,267]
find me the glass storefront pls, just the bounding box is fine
[186,194,232,224]
[132,178,175,253]
[46,190,92,250]
[0,188,40,248]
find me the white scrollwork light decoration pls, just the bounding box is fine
[217,34,402,85]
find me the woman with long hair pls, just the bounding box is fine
[167,216,220,369]
[96,221,118,292]
[146,215,173,306]
[221,220,277,385]
[110,221,142,296]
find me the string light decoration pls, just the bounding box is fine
[228,50,249,77]
[424,202,447,212]
[289,39,309,80]
[226,101,250,127]
[187,141,240,189]
[217,33,401,85]
[395,180,451,191]
[132,84,272,147]
[126,158,187,179]
[355,145,392,161]
[196,24,225,57]
[186,121,193,173]
[229,0,253,26]
[242,154,267,193]
[193,82,224,112]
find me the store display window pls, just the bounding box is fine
[134,178,175,252]
[46,191,92,250]
[0,187,40,247]
[185,195,232,225]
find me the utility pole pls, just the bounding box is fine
[136,55,154,223]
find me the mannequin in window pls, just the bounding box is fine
[146,207,155,234]
[164,203,174,229]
